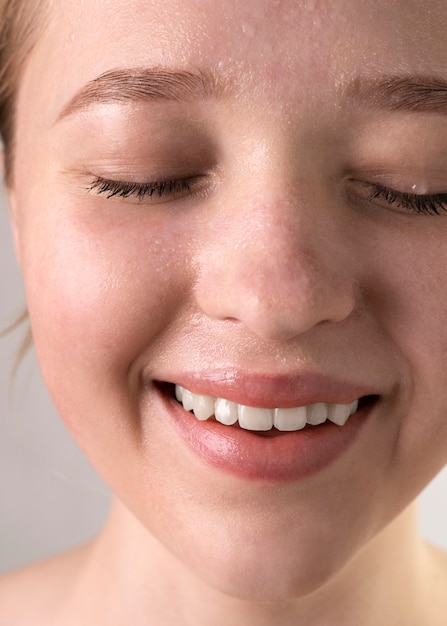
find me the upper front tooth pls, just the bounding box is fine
[215,398,238,425]
[238,405,273,431]
[306,402,328,426]
[193,394,215,421]
[274,406,307,431]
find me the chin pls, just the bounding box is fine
[166,514,367,604]
[194,550,348,604]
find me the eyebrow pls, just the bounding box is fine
[57,67,447,123]
[57,67,220,121]
[344,75,447,115]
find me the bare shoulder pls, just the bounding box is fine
[0,544,91,626]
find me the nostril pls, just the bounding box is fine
[195,256,356,342]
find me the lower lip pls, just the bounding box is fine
[157,386,374,482]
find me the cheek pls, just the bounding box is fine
[369,235,447,471]
[357,220,447,374]
[379,252,447,385]
[20,202,190,404]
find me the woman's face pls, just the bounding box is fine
[8,0,447,600]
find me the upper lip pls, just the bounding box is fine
[158,370,379,408]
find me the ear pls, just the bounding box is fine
[1,150,23,267]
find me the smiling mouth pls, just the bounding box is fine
[173,384,368,433]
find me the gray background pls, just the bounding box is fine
[0,185,446,575]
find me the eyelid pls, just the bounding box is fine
[86,173,209,203]
[352,179,447,216]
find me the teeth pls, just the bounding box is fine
[193,394,215,421]
[181,389,194,412]
[175,385,184,402]
[274,406,307,431]
[327,402,350,426]
[175,385,360,433]
[327,400,359,426]
[306,402,328,426]
[215,398,238,425]
[238,406,273,431]
[350,399,359,414]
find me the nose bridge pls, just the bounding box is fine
[195,186,356,342]
[230,198,319,299]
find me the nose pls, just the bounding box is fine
[194,189,357,343]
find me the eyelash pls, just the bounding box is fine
[87,174,447,217]
[366,183,447,216]
[88,176,194,201]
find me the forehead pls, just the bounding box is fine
[17,0,447,125]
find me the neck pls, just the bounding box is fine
[67,499,431,626]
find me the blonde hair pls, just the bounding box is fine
[0,1,45,360]
[0,0,46,185]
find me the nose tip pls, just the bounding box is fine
[195,221,357,343]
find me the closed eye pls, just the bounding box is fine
[364,182,447,216]
[87,175,199,202]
